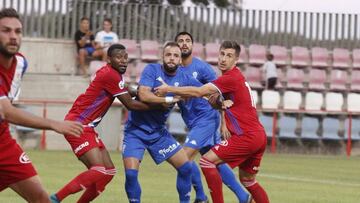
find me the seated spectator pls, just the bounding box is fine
[95,18,119,61]
[261,53,278,89]
[75,17,103,76]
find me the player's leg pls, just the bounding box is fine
[239,170,268,203]
[9,176,50,203]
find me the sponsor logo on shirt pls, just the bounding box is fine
[74,141,89,154]
[119,80,125,89]
[19,152,31,164]
[190,140,197,145]
[158,143,180,157]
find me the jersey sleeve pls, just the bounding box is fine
[139,64,156,88]
[211,74,238,94]
[99,70,128,97]
[0,77,7,100]
[199,63,217,83]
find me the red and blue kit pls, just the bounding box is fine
[65,64,128,157]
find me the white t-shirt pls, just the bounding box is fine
[95,30,119,49]
[262,61,277,79]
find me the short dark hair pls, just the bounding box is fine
[163,41,181,51]
[80,17,89,22]
[0,8,20,20]
[220,41,241,56]
[174,31,193,44]
[107,44,126,57]
[266,53,274,61]
[104,18,112,24]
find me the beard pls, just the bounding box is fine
[181,50,192,58]
[163,62,178,74]
[0,44,18,58]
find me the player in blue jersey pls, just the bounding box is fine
[122,42,203,203]
[175,32,252,203]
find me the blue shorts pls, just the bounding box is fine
[85,46,95,55]
[184,119,221,155]
[122,124,182,165]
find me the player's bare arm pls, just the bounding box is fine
[117,92,153,111]
[138,85,180,104]
[0,98,83,136]
[155,80,217,98]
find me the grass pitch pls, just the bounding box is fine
[1,150,359,203]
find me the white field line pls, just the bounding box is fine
[258,173,360,187]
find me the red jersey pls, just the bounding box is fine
[65,64,128,127]
[212,66,264,135]
[0,54,28,136]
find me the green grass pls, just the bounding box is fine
[1,150,359,203]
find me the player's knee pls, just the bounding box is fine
[177,161,192,176]
[199,156,216,169]
[27,190,49,203]
[240,177,257,188]
[125,169,139,181]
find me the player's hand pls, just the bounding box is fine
[222,100,234,109]
[220,123,231,140]
[154,80,169,96]
[50,120,83,136]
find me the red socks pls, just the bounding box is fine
[56,165,107,201]
[241,178,270,203]
[199,157,224,203]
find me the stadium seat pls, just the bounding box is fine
[278,115,298,139]
[344,117,360,140]
[347,93,360,112]
[244,66,263,90]
[237,44,247,64]
[259,113,275,138]
[134,62,148,82]
[301,116,320,139]
[283,91,302,110]
[168,111,187,137]
[329,69,348,91]
[325,92,344,112]
[311,47,329,68]
[305,91,323,112]
[140,40,160,62]
[248,44,267,65]
[350,70,360,92]
[205,43,220,64]
[89,60,106,81]
[275,68,285,89]
[307,68,327,91]
[332,48,351,69]
[261,90,280,110]
[270,45,288,66]
[285,68,305,90]
[119,39,139,60]
[352,49,360,69]
[322,117,343,140]
[291,46,310,67]
[192,43,205,59]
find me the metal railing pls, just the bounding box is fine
[2,0,360,49]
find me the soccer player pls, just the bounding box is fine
[175,32,251,203]
[0,8,83,202]
[155,41,270,203]
[49,44,156,203]
[122,42,202,203]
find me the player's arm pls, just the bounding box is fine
[0,99,83,136]
[155,81,218,98]
[116,92,152,111]
[220,111,231,140]
[138,86,179,104]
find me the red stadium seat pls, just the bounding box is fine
[308,68,327,91]
[270,45,288,66]
[329,69,348,91]
[350,70,360,92]
[140,40,160,62]
[244,66,262,89]
[332,48,351,69]
[285,68,305,90]
[291,46,310,67]
[237,45,248,64]
[248,44,267,66]
[205,43,220,65]
[192,43,205,59]
[134,62,148,83]
[119,39,139,60]
[352,49,360,69]
[311,47,329,68]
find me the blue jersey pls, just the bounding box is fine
[126,63,199,134]
[178,57,219,128]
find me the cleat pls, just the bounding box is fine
[50,194,60,203]
[193,196,209,203]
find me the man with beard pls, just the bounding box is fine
[175,32,252,203]
[0,8,84,202]
[122,42,208,203]
[50,44,158,203]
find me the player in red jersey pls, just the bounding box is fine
[0,8,83,203]
[50,44,169,203]
[155,41,269,203]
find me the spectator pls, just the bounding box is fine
[95,18,119,61]
[261,53,277,89]
[74,17,103,76]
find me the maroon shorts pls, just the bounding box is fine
[64,127,105,158]
[0,131,37,191]
[212,130,267,174]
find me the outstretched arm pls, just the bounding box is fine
[138,86,179,104]
[0,99,83,136]
[155,81,219,98]
[117,92,153,111]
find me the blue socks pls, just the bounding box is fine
[176,161,192,203]
[218,164,250,203]
[125,169,141,203]
[190,162,208,201]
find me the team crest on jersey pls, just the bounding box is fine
[118,80,125,89]
[192,71,198,79]
[19,152,31,164]
[156,76,164,82]
[174,82,179,87]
